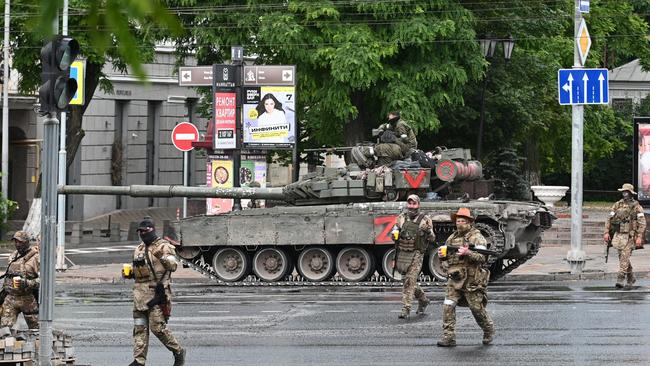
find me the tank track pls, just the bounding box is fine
[179,257,444,287]
[489,237,542,281]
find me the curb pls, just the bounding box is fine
[504,270,650,282]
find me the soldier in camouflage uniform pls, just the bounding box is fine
[125,219,185,366]
[392,194,434,319]
[0,231,39,329]
[603,183,646,289]
[437,208,494,347]
[379,111,417,156]
[374,130,404,166]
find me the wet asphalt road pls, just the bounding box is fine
[50,280,650,366]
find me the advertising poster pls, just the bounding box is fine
[214,92,237,149]
[638,123,650,200]
[243,86,295,147]
[206,160,234,215]
[241,160,267,209]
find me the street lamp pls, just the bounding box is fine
[476,36,515,161]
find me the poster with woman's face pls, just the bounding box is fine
[639,124,650,200]
[243,86,295,147]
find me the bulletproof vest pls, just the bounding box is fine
[446,228,484,267]
[398,213,426,252]
[612,200,638,234]
[4,247,38,295]
[133,239,172,285]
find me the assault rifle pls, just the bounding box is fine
[446,245,499,257]
[303,146,354,153]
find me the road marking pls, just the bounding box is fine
[75,311,105,314]
[588,309,621,312]
[261,310,282,313]
[324,310,351,313]
[198,310,230,313]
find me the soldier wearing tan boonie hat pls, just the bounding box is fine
[604,183,646,289]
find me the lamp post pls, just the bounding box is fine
[476,36,514,161]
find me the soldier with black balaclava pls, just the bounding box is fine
[124,218,185,366]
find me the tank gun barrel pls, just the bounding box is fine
[303,147,354,153]
[57,184,286,200]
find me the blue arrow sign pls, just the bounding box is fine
[558,68,608,105]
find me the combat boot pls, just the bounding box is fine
[615,283,624,289]
[436,338,456,347]
[398,307,410,319]
[415,298,430,315]
[482,329,494,345]
[173,348,186,366]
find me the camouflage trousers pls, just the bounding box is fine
[402,251,427,310]
[133,306,183,365]
[0,293,38,329]
[442,286,493,341]
[616,243,635,285]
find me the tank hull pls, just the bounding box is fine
[176,200,554,283]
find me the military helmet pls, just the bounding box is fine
[451,207,474,222]
[11,231,29,243]
[617,183,636,195]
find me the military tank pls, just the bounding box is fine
[170,147,554,284]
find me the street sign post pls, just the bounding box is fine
[243,65,296,86]
[576,18,591,66]
[171,122,199,151]
[579,0,589,13]
[558,68,609,105]
[178,66,213,86]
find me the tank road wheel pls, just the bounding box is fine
[297,247,335,282]
[336,247,374,282]
[212,248,251,282]
[177,246,200,261]
[428,248,447,282]
[253,248,291,282]
[381,248,402,281]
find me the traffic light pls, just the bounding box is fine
[39,36,79,114]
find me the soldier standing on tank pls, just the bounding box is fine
[0,231,39,329]
[124,218,185,366]
[391,194,434,319]
[437,208,494,347]
[603,183,646,289]
[379,111,417,156]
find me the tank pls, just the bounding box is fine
[170,147,555,284]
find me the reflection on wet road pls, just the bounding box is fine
[55,280,650,366]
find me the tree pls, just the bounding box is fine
[169,1,485,149]
[6,0,183,196]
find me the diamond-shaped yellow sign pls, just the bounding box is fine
[577,18,591,66]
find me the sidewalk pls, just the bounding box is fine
[52,243,650,284]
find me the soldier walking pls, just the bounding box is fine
[392,194,433,319]
[124,218,185,366]
[0,231,39,329]
[437,208,494,347]
[603,183,646,289]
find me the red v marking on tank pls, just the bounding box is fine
[403,170,427,188]
[374,215,398,244]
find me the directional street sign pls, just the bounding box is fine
[178,66,213,86]
[579,0,589,13]
[243,65,296,86]
[576,18,591,66]
[558,68,609,105]
[171,122,199,151]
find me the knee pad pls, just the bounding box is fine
[443,298,456,308]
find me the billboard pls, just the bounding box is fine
[206,155,268,214]
[206,159,234,215]
[214,91,237,149]
[635,117,650,202]
[243,86,295,148]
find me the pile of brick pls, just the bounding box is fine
[0,328,77,365]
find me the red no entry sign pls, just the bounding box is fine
[172,122,199,152]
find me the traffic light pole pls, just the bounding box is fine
[39,115,59,366]
[1,0,9,221]
[56,0,69,271]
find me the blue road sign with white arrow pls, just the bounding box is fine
[558,68,609,105]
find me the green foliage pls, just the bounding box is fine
[485,148,531,201]
[170,0,485,147]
